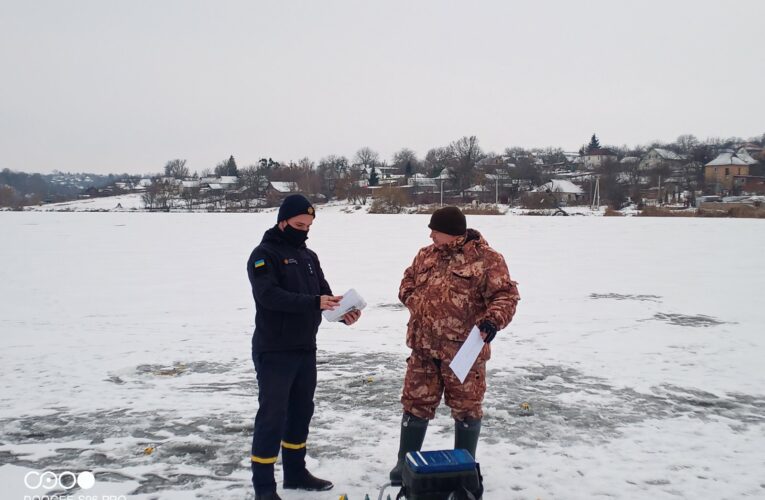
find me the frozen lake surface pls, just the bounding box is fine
[1,211,764,499]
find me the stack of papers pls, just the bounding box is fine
[322,288,367,322]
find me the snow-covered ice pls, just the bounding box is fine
[1,210,764,499]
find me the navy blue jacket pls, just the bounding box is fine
[247,225,332,353]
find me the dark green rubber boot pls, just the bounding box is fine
[389,413,428,485]
[454,418,482,460]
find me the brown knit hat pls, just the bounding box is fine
[428,206,466,236]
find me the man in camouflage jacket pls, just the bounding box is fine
[389,206,520,485]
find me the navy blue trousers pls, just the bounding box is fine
[251,349,317,495]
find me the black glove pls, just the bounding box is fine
[478,320,498,343]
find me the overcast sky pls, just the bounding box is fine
[1,0,763,175]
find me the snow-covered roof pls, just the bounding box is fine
[652,148,685,161]
[182,180,200,188]
[208,183,224,190]
[219,176,238,183]
[534,179,584,194]
[736,148,759,165]
[270,181,298,193]
[705,153,748,167]
[620,156,640,164]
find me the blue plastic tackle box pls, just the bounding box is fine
[401,449,482,500]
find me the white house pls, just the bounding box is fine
[534,179,584,204]
[269,181,299,194]
[584,149,617,170]
[639,148,687,171]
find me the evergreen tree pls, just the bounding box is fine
[369,166,379,186]
[226,155,238,176]
[587,134,601,153]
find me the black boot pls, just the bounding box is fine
[283,470,333,491]
[281,442,333,491]
[389,413,429,485]
[254,492,282,500]
[454,418,481,460]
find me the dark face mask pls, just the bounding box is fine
[282,223,309,247]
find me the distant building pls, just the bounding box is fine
[219,176,239,189]
[738,142,763,159]
[733,176,765,195]
[533,179,584,205]
[584,148,617,170]
[620,156,640,165]
[268,181,299,194]
[705,152,750,193]
[735,148,760,166]
[181,180,201,192]
[407,173,438,188]
[639,148,687,171]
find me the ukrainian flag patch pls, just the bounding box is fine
[254,259,265,269]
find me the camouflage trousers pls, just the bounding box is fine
[401,347,487,421]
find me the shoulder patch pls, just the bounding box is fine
[253,258,268,274]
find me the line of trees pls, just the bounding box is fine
[4,132,763,209]
[145,131,765,210]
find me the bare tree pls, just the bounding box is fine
[181,185,200,211]
[164,159,189,179]
[392,148,419,175]
[448,135,484,196]
[239,164,270,199]
[675,134,699,155]
[354,147,380,169]
[317,155,349,198]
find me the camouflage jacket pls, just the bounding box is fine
[399,228,520,360]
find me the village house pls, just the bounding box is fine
[267,181,299,196]
[584,148,617,170]
[704,152,750,193]
[639,148,687,171]
[181,180,201,192]
[533,179,585,205]
[733,176,765,195]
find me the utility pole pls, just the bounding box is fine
[591,175,600,210]
[657,175,661,205]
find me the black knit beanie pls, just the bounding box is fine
[428,206,466,236]
[277,194,315,222]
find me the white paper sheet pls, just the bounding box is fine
[321,288,367,322]
[449,326,484,384]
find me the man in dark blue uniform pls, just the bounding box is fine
[247,194,361,500]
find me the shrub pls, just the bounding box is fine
[368,185,410,214]
[520,192,557,209]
